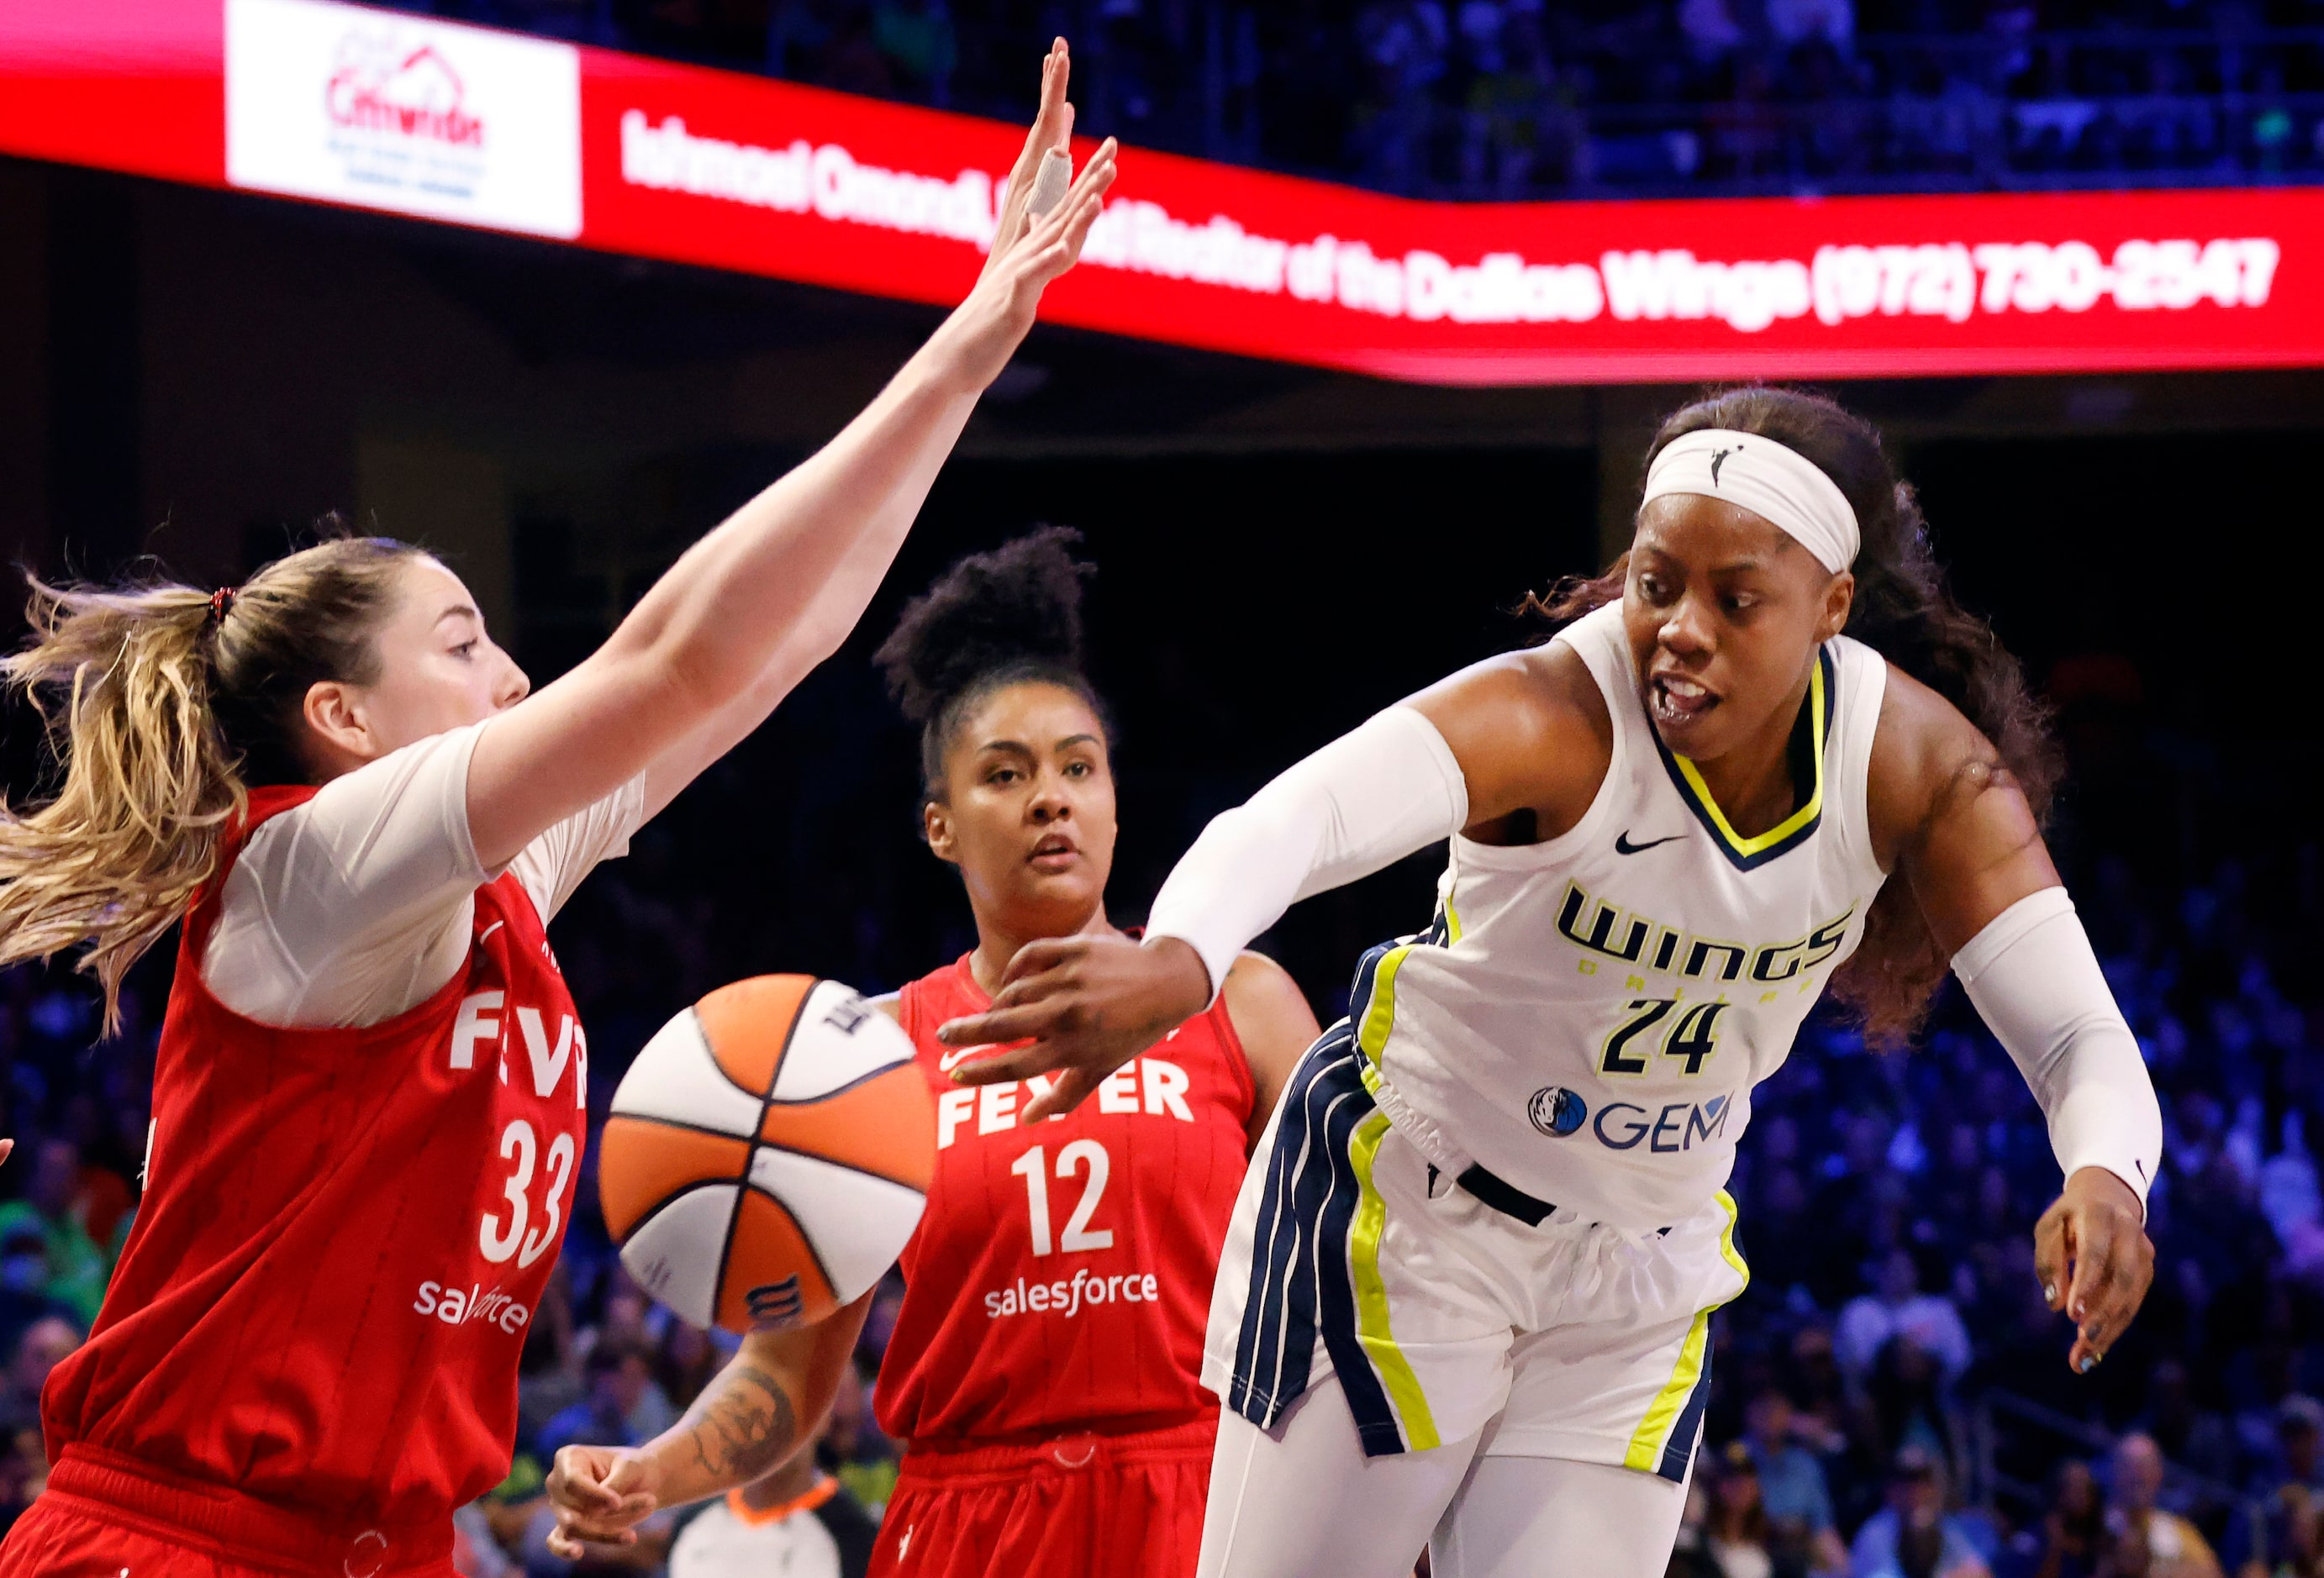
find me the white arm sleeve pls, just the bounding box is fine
[1145,707,1470,1002]
[1951,886,2163,1218]
[204,723,646,1029]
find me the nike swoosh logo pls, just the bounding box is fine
[938,1044,999,1072]
[1615,831,1685,855]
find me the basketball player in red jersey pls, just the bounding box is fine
[544,533,1317,1574]
[0,46,1111,1577]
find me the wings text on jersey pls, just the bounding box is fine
[1557,881,1856,995]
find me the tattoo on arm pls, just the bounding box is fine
[685,1363,799,1482]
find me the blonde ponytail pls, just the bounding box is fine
[0,535,423,1032]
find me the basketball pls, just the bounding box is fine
[599,976,935,1333]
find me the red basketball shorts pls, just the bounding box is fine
[0,1446,457,1578]
[869,1417,1216,1578]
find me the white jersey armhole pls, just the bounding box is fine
[203,723,647,1030]
[1824,635,1891,896]
[1449,603,1632,873]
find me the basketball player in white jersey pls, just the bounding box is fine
[938,387,2163,1577]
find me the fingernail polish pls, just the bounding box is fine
[2042,1283,2057,1302]
[2079,1356,2097,1373]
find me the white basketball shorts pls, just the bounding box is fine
[1201,1023,1751,1478]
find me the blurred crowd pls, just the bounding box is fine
[376,0,2324,197]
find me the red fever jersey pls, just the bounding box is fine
[876,954,1256,1442]
[38,786,589,1538]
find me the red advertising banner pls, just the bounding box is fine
[8,0,2324,386]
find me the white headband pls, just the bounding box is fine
[1641,429,1860,574]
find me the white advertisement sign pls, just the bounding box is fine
[225,0,581,239]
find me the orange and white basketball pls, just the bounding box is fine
[599,976,934,1333]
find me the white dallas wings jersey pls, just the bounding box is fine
[1360,602,1890,1232]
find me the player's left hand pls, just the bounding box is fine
[2034,1165,2153,1375]
[939,934,1212,1122]
[545,1444,659,1558]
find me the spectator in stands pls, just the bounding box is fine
[535,1338,663,1466]
[2236,1483,2324,1578]
[2227,1399,2324,1576]
[1672,1475,1729,1578]
[1706,1440,1779,1578]
[2107,1433,2223,1578]
[0,1315,80,1439]
[1745,1386,1851,1575]
[1839,1250,1974,1387]
[0,1140,110,1328]
[0,1220,78,1366]
[2265,1397,2324,1497]
[657,1317,728,1416]
[0,1311,78,1528]
[1849,1447,1991,1578]
[2136,1362,2239,1497]
[2000,1458,2103,1578]
[1864,1336,1964,1485]
[823,1356,897,1518]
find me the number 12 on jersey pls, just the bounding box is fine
[1009,1140,1115,1256]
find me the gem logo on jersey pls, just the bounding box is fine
[1590,1092,1736,1153]
[1527,1086,1588,1137]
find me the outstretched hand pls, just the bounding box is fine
[929,39,1117,394]
[545,1444,660,1558]
[2035,1166,2154,1375]
[940,934,1213,1123]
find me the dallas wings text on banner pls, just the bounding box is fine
[5,0,2321,385]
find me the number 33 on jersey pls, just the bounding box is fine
[873,954,1259,1441]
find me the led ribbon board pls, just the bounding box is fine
[8,0,2324,385]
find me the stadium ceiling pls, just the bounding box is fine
[5,0,2323,387]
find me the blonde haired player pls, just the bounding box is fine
[0,44,1110,1576]
[944,387,2164,1577]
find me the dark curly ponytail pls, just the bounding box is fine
[872,527,1112,807]
[1547,386,2059,1043]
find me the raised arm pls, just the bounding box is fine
[468,44,1116,864]
[543,1294,871,1556]
[942,644,1610,1120]
[1868,665,2161,1375]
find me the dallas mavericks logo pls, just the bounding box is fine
[1528,1086,1587,1138]
[746,1276,805,1327]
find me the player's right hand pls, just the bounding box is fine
[545,1444,659,1558]
[939,934,1213,1121]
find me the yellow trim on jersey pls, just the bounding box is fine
[1357,944,1415,1069]
[1347,1107,1441,1452]
[1670,656,1827,860]
[1622,1191,1751,1473]
[1623,1312,1712,1473]
[1443,893,1464,945]
[1713,1187,1751,1284]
